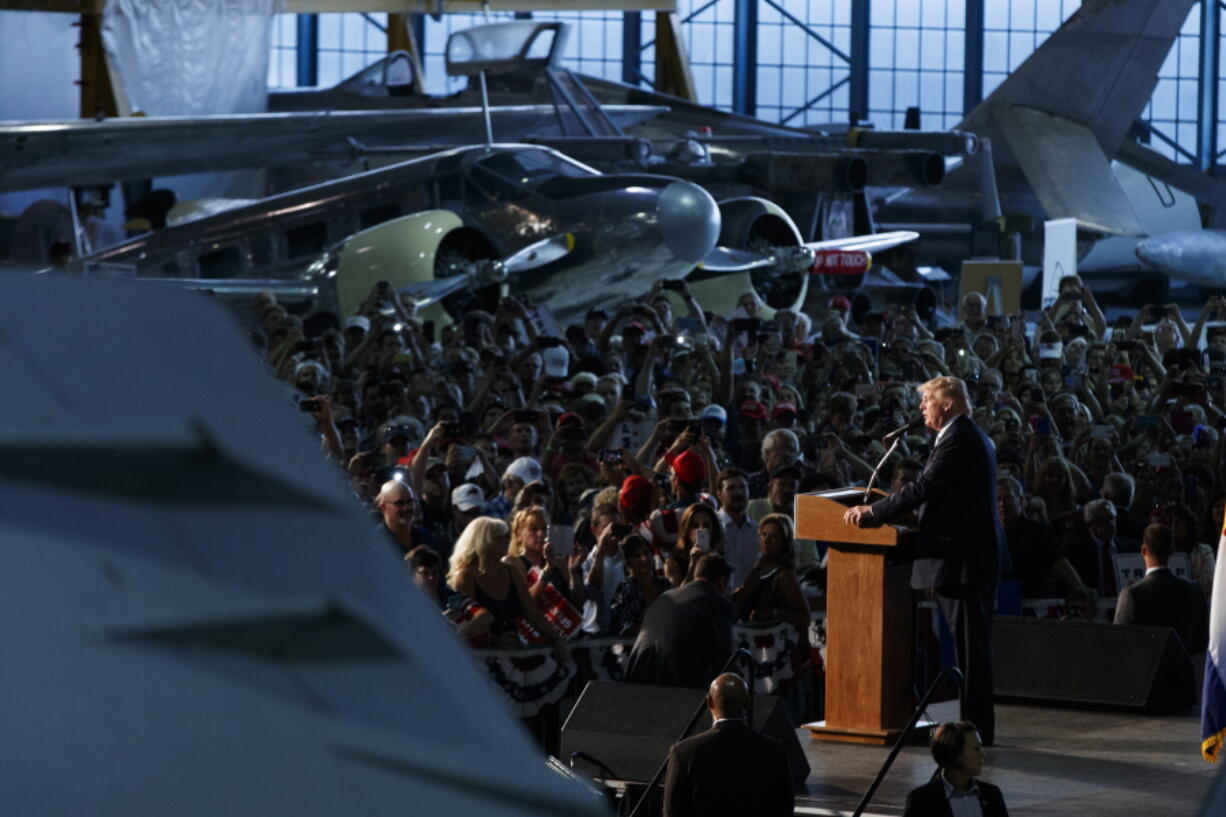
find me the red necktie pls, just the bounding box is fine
[1101,542,1117,596]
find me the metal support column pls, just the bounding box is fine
[654,11,698,102]
[622,11,642,85]
[388,13,427,95]
[963,0,984,113]
[1197,0,1219,171]
[296,13,318,87]
[733,0,757,116]
[849,0,869,122]
[76,13,120,118]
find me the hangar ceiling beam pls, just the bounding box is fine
[0,1,675,9]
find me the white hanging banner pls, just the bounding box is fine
[1042,218,1078,308]
[101,0,276,117]
[101,0,277,200]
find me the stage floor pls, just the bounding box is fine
[795,701,1220,816]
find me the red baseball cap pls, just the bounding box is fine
[556,412,583,428]
[771,401,798,418]
[665,449,706,484]
[739,400,768,421]
[619,474,653,512]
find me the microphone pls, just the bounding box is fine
[864,417,923,503]
[882,416,924,443]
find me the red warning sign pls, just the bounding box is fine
[810,250,872,275]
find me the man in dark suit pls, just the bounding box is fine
[1114,523,1209,654]
[662,673,794,817]
[903,721,1008,817]
[1102,472,1147,543]
[997,475,1088,598]
[624,553,734,688]
[1062,499,1140,598]
[844,376,1006,744]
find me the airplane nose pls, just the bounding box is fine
[1134,237,1160,267]
[658,180,720,265]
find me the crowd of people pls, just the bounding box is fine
[250,272,1221,725]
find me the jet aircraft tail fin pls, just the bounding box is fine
[964,0,1195,158]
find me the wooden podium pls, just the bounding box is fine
[796,488,916,744]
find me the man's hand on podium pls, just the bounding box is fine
[843,505,878,528]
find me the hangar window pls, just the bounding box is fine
[285,222,328,258]
[359,202,402,230]
[197,246,243,279]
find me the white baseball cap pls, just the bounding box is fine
[451,482,485,512]
[505,456,543,485]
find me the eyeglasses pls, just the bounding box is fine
[391,499,415,508]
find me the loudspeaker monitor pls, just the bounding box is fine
[560,681,809,786]
[994,616,1196,713]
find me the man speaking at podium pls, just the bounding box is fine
[843,376,1004,745]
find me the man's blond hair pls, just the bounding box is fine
[917,376,972,411]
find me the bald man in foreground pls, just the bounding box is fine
[662,673,794,817]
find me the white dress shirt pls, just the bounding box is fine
[719,508,759,589]
[940,772,983,817]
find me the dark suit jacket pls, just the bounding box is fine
[1063,533,1139,596]
[624,580,733,688]
[870,414,1005,593]
[902,772,1008,817]
[1114,567,1209,654]
[1115,508,1148,545]
[663,719,794,817]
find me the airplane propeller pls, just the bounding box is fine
[394,232,575,310]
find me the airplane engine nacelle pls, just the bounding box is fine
[716,196,804,251]
[692,197,807,318]
[333,209,489,322]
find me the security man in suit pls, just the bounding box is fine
[624,553,735,689]
[844,376,1006,744]
[903,721,1008,817]
[662,673,794,817]
[1114,523,1209,655]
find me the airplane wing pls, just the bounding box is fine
[692,230,918,280]
[804,230,920,253]
[0,275,607,816]
[0,105,667,193]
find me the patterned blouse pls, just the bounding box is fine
[609,575,672,636]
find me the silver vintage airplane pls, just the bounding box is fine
[78,140,916,323]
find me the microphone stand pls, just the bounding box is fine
[862,436,903,504]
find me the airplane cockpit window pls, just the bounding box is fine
[466,149,591,201]
[523,28,556,61]
[466,166,524,205]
